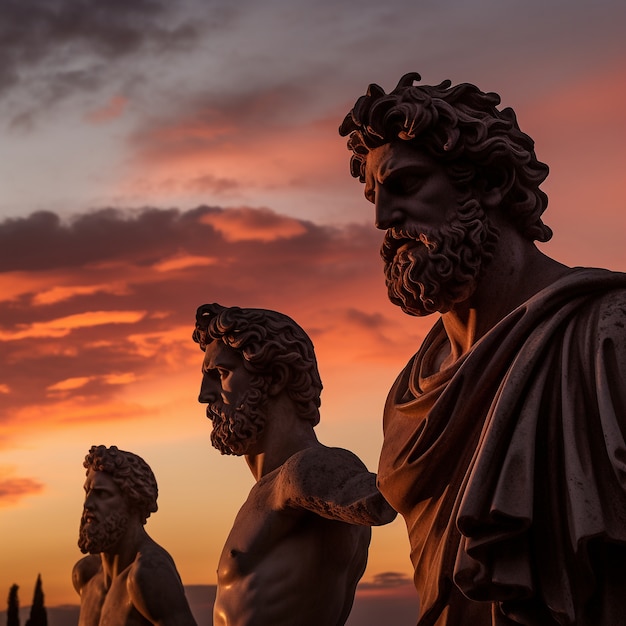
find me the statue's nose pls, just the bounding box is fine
[198,375,218,404]
[375,192,405,230]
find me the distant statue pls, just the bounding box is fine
[72,445,197,626]
[193,304,396,626]
[339,73,626,625]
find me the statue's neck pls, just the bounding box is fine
[245,396,320,480]
[100,525,147,586]
[439,232,571,367]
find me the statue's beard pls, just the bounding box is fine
[208,378,269,456]
[78,510,130,554]
[381,197,499,316]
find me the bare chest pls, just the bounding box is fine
[78,571,152,626]
[217,478,301,582]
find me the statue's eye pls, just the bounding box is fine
[386,175,422,196]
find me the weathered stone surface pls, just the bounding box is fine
[340,73,626,625]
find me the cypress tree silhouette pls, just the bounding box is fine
[7,584,19,626]
[25,575,47,626]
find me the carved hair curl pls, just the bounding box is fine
[339,72,552,242]
[193,304,322,425]
[83,445,158,524]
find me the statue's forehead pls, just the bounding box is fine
[83,468,118,491]
[202,339,243,370]
[365,142,439,185]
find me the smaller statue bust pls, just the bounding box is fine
[72,445,198,626]
[193,303,397,626]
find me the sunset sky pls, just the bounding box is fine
[1,0,625,619]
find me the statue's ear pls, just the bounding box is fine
[268,363,289,397]
[478,166,514,210]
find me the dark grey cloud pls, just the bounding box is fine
[0,0,200,80]
[0,0,219,126]
[0,207,222,271]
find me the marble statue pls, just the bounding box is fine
[193,304,396,626]
[339,72,626,625]
[73,445,197,626]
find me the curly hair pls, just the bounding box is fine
[84,445,158,524]
[193,304,322,425]
[339,72,552,242]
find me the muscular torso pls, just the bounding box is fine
[74,539,197,626]
[77,563,152,626]
[214,447,389,626]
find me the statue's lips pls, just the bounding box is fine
[83,513,97,524]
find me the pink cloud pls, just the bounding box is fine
[0,468,44,507]
[121,88,348,200]
[85,95,129,124]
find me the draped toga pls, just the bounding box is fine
[378,268,626,625]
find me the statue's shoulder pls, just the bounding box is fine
[275,445,372,501]
[127,538,183,602]
[72,555,101,592]
[281,445,368,478]
[593,285,626,345]
[126,537,195,624]
[130,537,178,581]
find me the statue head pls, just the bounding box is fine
[83,445,158,523]
[193,304,323,455]
[339,73,552,316]
[339,72,552,243]
[79,445,158,554]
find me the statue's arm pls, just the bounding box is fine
[128,548,198,626]
[276,446,396,526]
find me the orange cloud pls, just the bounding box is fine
[104,372,137,385]
[33,282,130,305]
[0,467,44,507]
[85,95,128,124]
[47,372,138,393]
[9,397,150,429]
[199,207,307,242]
[0,384,9,394]
[153,254,217,272]
[0,271,57,303]
[127,326,196,362]
[47,376,93,392]
[0,310,147,341]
